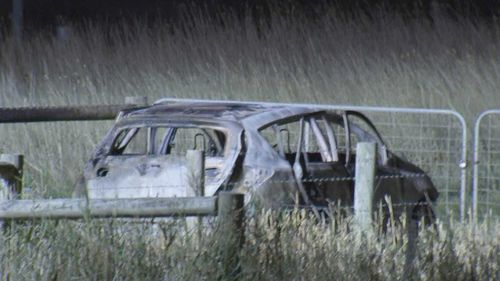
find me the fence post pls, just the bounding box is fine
[354,142,376,232]
[0,154,23,230]
[0,154,24,198]
[186,149,205,240]
[186,150,205,197]
[217,192,244,278]
[12,0,23,43]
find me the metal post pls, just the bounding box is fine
[354,142,376,232]
[12,0,23,43]
[217,192,244,278]
[472,109,500,223]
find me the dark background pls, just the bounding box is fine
[1,0,500,31]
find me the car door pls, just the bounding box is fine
[342,111,406,214]
[292,114,353,209]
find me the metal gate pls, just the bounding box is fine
[473,110,500,221]
[159,98,468,220]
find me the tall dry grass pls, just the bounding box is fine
[0,210,498,280]
[0,7,499,280]
[1,9,499,196]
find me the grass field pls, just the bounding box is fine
[1,7,500,195]
[0,210,499,281]
[0,6,499,280]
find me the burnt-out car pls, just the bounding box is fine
[75,100,438,221]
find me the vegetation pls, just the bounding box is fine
[0,5,499,280]
[1,6,500,195]
[0,211,498,280]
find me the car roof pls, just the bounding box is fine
[120,101,326,130]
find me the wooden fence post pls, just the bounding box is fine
[0,154,23,198]
[354,142,376,232]
[217,192,244,278]
[0,154,23,230]
[186,150,205,197]
[186,149,205,239]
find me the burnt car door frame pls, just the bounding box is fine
[284,110,399,211]
[339,110,389,168]
[340,111,417,217]
[257,112,353,210]
[294,114,353,209]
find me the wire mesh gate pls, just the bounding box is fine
[160,98,468,220]
[473,110,500,221]
[340,107,467,220]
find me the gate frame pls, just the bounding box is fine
[157,98,469,220]
[472,109,500,222]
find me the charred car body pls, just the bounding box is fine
[76,100,438,221]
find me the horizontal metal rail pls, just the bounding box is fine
[0,197,217,219]
[0,105,130,123]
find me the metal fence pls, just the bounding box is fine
[341,107,467,220]
[160,98,468,220]
[473,110,500,221]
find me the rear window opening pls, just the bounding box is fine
[109,126,227,158]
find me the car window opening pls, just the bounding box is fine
[259,113,388,168]
[259,115,343,165]
[110,126,227,158]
